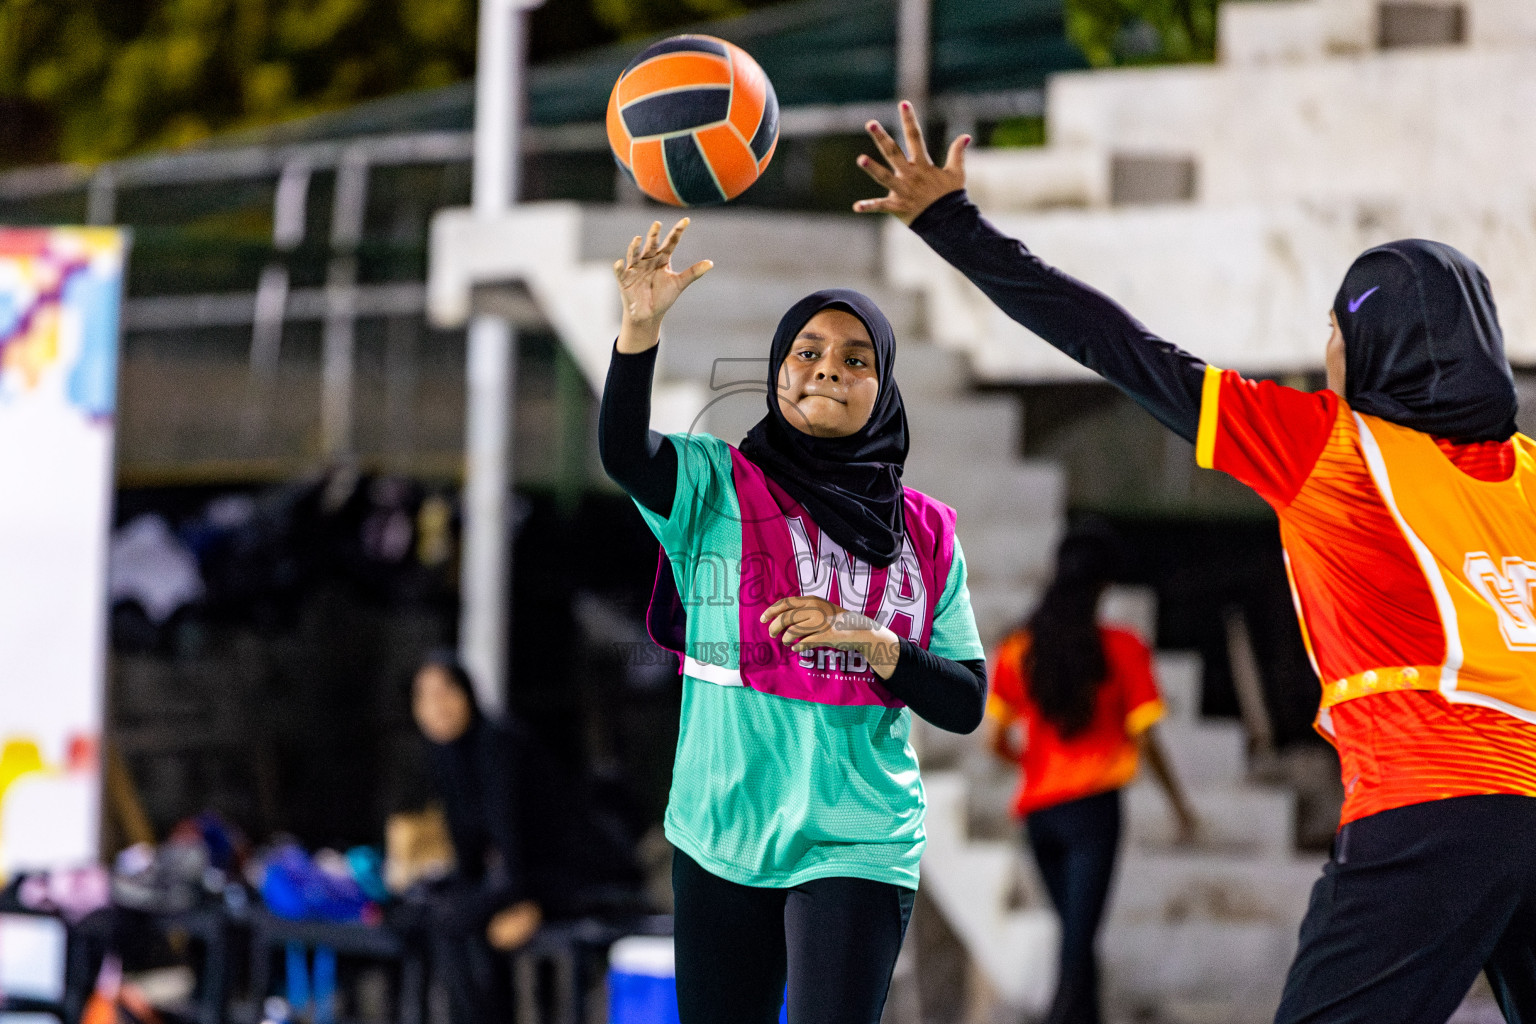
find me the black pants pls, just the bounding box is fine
[671,849,915,1024]
[1025,787,1123,1024]
[1275,794,1536,1024]
[422,880,516,1024]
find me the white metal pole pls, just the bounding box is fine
[896,0,932,110]
[461,0,535,713]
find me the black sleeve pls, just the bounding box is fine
[598,343,678,516]
[909,190,1209,443]
[881,639,987,734]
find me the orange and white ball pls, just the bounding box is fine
[606,35,780,206]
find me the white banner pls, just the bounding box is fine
[0,227,126,880]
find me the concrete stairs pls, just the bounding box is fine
[880,0,1536,385]
[427,202,1325,1023]
[920,644,1325,1022]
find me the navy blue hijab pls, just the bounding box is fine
[1333,239,1518,441]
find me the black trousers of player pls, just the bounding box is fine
[1275,793,1536,1024]
[1026,787,1123,1024]
[671,849,915,1024]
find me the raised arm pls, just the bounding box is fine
[597,219,713,514]
[854,103,1207,443]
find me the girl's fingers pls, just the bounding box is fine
[856,154,898,190]
[680,259,713,287]
[762,595,819,619]
[761,598,794,622]
[782,609,834,643]
[766,605,809,638]
[899,101,929,165]
[657,217,689,259]
[853,197,900,215]
[626,235,642,268]
[945,133,971,173]
[642,220,663,258]
[791,631,851,654]
[612,258,625,279]
[865,121,906,166]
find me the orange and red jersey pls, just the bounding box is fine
[1198,368,1536,824]
[987,627,1165,818]
[910,192,1536,830]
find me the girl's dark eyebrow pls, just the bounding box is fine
[794,331,874,350]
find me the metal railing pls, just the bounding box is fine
[0,89,1043,459]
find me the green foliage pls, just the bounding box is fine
[1066,0,1219,67]
[0,0,478,163]
[589,0,748,37]
[0,0,1220,167]
[989,115,1046,148]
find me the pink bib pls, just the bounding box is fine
[728,447,956,707]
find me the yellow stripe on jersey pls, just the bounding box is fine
[986,693,1016,724]
[1195,364,1224,469]
[1125,698,1165,737]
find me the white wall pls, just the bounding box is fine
[894,0,1536,379]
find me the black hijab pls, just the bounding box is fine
[738,289,910,568]
[1334,239,1518,442]
[416,651,509,882]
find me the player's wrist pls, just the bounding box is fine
[616,316,662,353]
[867,627,902,678]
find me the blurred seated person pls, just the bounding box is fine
[410,651,594,1024]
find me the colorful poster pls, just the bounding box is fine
[0,227,126,880]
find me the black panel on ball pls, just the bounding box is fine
[622,35,730,75]
[622,87,732,140]
[663,134,726,206]
[749,79,779,161]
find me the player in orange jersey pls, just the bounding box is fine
[987,526,1198,1024]
[856,103,1536,1023]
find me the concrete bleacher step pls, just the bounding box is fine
[953,523,1060,587]
[1154,719,1248,786]
[963,584,1041,648]
[903,454,1064,525]
[1150,995,1283,1024]
[1109,850,1322,930]
[656,276,922,349]
[921,769,972,848]
[1154,651,1204,725]
[893,343,971,396]
[577,206,883,279]
[902,396,1022,458]
[1125,781,1296,858]
[1103,919,1296,1010]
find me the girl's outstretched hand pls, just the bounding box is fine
[853,101,970,226]
[762,594,903,679]
[614,217,713,353]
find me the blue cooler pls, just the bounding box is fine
[608,936,680,1024]
[607,935,789,1024]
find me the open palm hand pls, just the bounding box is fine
[853,101,970,225]
[613,218,713,344]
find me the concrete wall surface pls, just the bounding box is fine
[894,0,1536,381]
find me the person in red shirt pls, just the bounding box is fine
[856,104,1536,1024]
[986,527,1197,1024]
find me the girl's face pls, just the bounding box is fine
[775,309,880,438]
[413,664,473,744]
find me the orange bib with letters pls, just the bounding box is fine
[1325,412,1536,722]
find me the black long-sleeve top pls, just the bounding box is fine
[909,190,1209,443]
[598,342,987,734]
